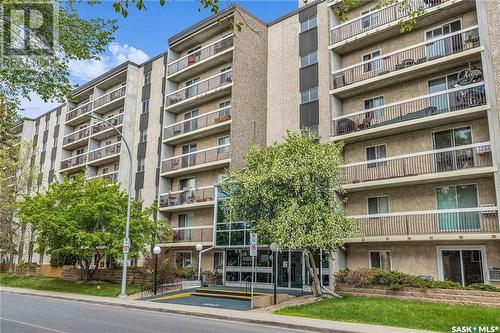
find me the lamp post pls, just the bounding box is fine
[269,242,279,305]
[196,243,203,282]
[87,112,133,299]
[153,246,161,296]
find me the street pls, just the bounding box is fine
[0,292,309,333]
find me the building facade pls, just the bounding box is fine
[10,0,500,288]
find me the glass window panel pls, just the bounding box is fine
[442,250,462,283]
[436,186,458,209]
[376,145,387,159]
[366,147,376,160]
[256,272,272,283]
[378,197,389,214]
[231,231,245,245]
[456,185,478,208]
[216,232,229,246]
[368,197,379,214]
[453,127,472,146]
[370,252,381,268]
[433,130,453,149]
[226,250,239,266]
[225,271,239,282]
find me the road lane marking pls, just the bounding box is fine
[0,317,69,333]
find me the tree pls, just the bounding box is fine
[19,175,169,281]
[220,130,360,296]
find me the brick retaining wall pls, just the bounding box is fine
[60,268,147,284]
[336,283,500,308]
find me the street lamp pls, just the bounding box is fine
[269,242,279,305]
[87,112,133,299]
[152,245,161,296]
[196,243,203,282]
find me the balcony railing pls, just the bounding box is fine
[60,153,87,170]
[93,86,127,109]
[159,186,215,208]
[87,142,121,162]
[165,70,233,107]
[165,226,213,243]
[161,144,230,173]
[163,107,231,140]
[62,126,90,146]
[88,170,119,182]
[332,27,480,89]
[167,35,234,76]
[330,0,445,45]
[91,113,124,135]
[343,142,492,185]
[351,207,499,237]
[331,83,486,137]
[66,101,93,122]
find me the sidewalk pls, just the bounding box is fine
[0,286,433,333]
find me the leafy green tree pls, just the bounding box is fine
[19,175,169,281]
[220,130,360,296]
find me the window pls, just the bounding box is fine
[300,87,318,104]
[35,125,39,134]
[50,159,55,170]
[220,66,232,84]
[114,163,119,171]
[436,184,479,231]
[300,51,318,68]
[216,173,228,184]
[300,16,317,33]
[44,118,49,130]
[178,213,193,241]
[218,136,230,155]
[42,141,47,152]
[175,252,192,267]
[102,167,109,174]
[180,177,195,190]
[139,129,147,143]
[53,136,58,147]
[187,46,201,64]
[433,126,472,172]
[425,20,462,59]
[142,100,150,114]
[105,140,112,146]
[76,148,85,155]
[144,72,151,86]
[213,252,223,270]
[362,50,381,73]
[219,100,231,109]
[368,196,389,215]
[56,114,60,125]
[363,96,384,119]
[369,251,391,270]
[366,144,387,168]
[361,8,379,29]
[137,158,145,172]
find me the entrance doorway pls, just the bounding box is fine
[437,246,488,286]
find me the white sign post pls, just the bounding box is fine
[249,233,258,309]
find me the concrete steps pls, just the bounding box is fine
[191,288,271,301]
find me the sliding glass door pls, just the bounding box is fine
[436,184,480,231]
[439,248,485,286]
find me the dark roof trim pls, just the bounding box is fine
[72,61,139,95]
[267,0,325,26]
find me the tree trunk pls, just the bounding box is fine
[304,252,322,297]
[17,223,27,265]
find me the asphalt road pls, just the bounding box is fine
[0,292,308,333]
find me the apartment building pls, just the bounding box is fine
[10,0,500,288]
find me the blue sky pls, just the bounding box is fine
[21,0,298,118]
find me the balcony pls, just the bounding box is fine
[162,226,213,246]
[91,113,124,140]
[165,71,233,113]
[88,170,119,182]
[343,142,494,191]
[159,186,215,212]
[329,0,474,53]
[60,153,87,173]
[163,107,231,144]
[62,126,90,149]
[161,144,230,177]
[87,142,121,166]
[348,207,500,242]
[331,83,488,142]
[331,27,481,98]
[65,86,126,126]
[167,35,234,81]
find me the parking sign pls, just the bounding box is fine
[249,233,257,256]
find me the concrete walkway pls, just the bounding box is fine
[0,286,433,333]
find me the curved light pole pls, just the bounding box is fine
[87,112,133,298]
[269,242,279,305]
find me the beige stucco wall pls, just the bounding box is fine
[346,177,496,215]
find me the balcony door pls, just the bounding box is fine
[181,143,197,168]
[425,20,462,59]
[183,110,199,133]
[185,77,200,98]
[432,126,473,172]
[438,246,487,286]
[428,73,459,114]
[178,213,193,242]
[436,184,480,232]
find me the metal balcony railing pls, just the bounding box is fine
[88,170,119,182]
[330,0,445,45]
[87,142,121,162]
[351,207,499,237]
[343,142,492,185]
[164,226,213,243]
[167,35,234,76]
[159,186,215,208]
[65,101,93,122]
[331,83,486,137]
[60,153,87,170]
[91,113,124,135]
[65,86,126,122]
[165,71,233,107]
[62,127,90,146]
[163,107,231,140]
[332,27,480,89]
[161,144,230,173]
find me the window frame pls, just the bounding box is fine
[300,51,318,68]
[299,16,317,33]
[300,87,319,104]
[367,196,390,215]
[368,250,392,271]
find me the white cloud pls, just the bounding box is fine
[19,93,61,119]
[68,42,150,84]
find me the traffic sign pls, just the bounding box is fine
[250,233,258,245]
[250,244,257,256]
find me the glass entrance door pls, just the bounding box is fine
[440,249,485,286]
[276,251,304,289]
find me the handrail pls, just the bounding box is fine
[163,106,231,130]
[172,225,213,231]
[350,206,497,219]
[87,141,121,154]
[169,35,234,65]
[88,170,119,180]
[63,113,124,141]
[162,144,230,162]
[166,70,233,97]
[159,185,214,196]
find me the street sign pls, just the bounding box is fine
[250,244,257,257]
[250,233,258,256]
[250,233,258,245]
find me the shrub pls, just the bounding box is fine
[49,251,79,267]
[178,267,196,279]
[467,283,500,292]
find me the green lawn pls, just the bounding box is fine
[0,272,142,297]
[276,296,500,332]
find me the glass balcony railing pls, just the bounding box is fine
[164,226,213,244]
[161,144,230,173]
[87,142,121,162]
[331,83,486,137]
[332,27,480,89]
[62,126,90,146]
[60,153,87,170]
[163,107,231,140]
[159,186,215,208]
[343,142,492,185]
[351,207,499,237]
[167,35,234,76]
[330,0,445,45]
[165,71,233,107]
